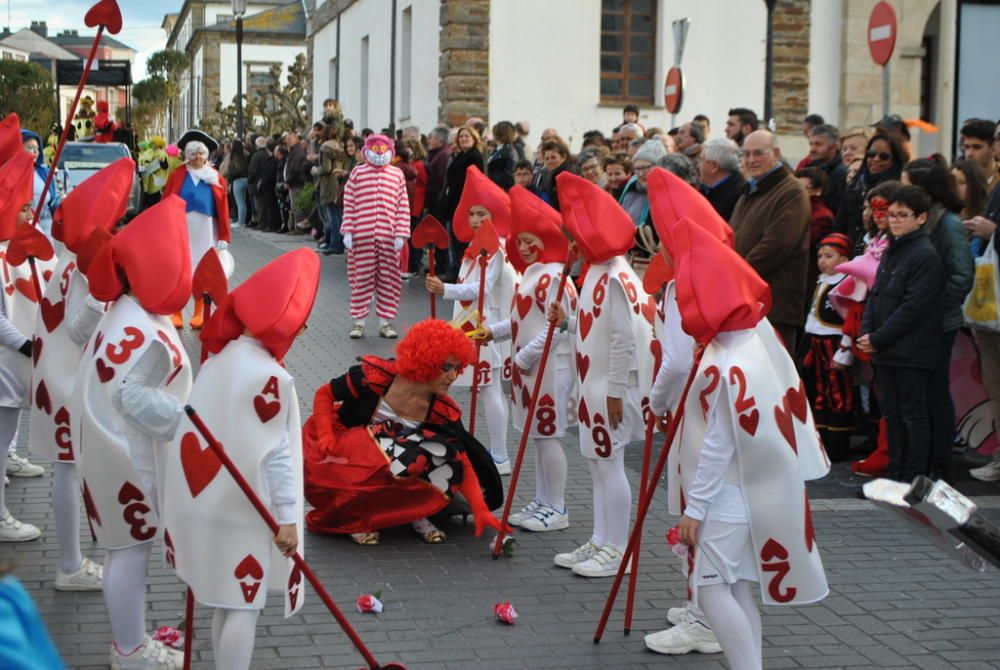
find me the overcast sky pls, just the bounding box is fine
[5,0,179,80]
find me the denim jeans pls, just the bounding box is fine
[232,177,249,227]
[321,203,343,253]
[876,364,931,481]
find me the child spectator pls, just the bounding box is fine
[859,186,944,482]
[603,154,632,200]
[800,232,854,461]
[513,159,534,189]
[622,104,640,127]
[795,166,835,290]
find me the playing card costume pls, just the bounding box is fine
[488,185,578,530]
[27,157,131,588]
[161,249,318,670]
[162,129,230,330]
[441,167,514,466]
[71,195,192,664]
[341,135,410,336]
[552,172,654,577]
[661,215,829,670]
[303,320,504,541]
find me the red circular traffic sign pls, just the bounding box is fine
[664,67,683,114]
[867,1,897,66]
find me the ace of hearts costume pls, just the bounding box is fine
[71,195,192,550]
[0,151,57,411]
[557,172,655,457]
[664,216,829,607]
[161,249,318,614]
[342,135,410,321]
[29,158,133,463]
[448,166,516,388]
[501,185,578,438]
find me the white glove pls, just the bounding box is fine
[343,233,353,250]
[216,240,229,251]
[394,237,405,253]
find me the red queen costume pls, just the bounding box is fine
[552,172,655,577]
[28,157,132,590]
[161,249,319,669]
[489,185,578,531]
[71,195,192,666]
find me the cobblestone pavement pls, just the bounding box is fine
[4,229,1000,669]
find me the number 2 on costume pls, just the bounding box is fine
[699,366,721,418]
[728,366,756,413]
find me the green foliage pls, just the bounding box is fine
[146,50,190,129]
[293,182,315,213]
[0,61,55,135]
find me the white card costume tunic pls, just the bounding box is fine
[575,256,655,458]
[507,261,578,438]
[0,240,56,408]
[448,250,508,388]
[29,251,103,461]
[667,324,830,606]
[497,246,517,381]
[162,337,305,616]
[72,295,191,550]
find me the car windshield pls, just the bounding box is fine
[59,144,128,170]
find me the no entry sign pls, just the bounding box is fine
[664,67,683,114]
[868,1,897,66]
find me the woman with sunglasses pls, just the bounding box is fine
[834,133,906,253]
[302,319,507,545]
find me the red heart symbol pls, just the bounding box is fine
[788,381,808,423]
[40,298,65,333]
[411,215,449,249]
[95,358,114,383]
[287,564,303,609]
[760,538,789,562]
[84,0,123,34]
[632,302,640,315]
[576,352,590,382]
[35,379,52,415]
[233,554,264,603]
[578,396,591,427]
[578,311,594,341]
[593,412,606,426]
[179,431,221,498]
[32,336,42,366]
[82,480,102,527]
[192,249,229,303]
[510,320,519,344]
[804,490,815,552]
[253,395,280,423]
[3,284,12,296]
[738,409,760,436]
[520,385,530,410]
[538,393,554,407]
[642,252,673,294]
[592,304,602,318]
[774,396,797,454]
[43,269,52,282]
[6,224,54,265]
[469,219,500,256]
[14,277,38,302]
[55,406,69,426]
[514,294,533,320]
[92,331,104,356]
[641,297,657,326]
[117,481,145,504]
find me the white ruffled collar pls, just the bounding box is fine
[186,163,219,186]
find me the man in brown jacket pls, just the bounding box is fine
[729,130,811,352]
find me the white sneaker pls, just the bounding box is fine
[110,636,183,670]
[572,543,628,578]
[644,621,722,655]
[519,503,569,532]
[3,475,7,486]
[492,456,511,476]
[55,557,103,591]
[667,604,689,626]
[349,324,365,339]
[0,512,40,542]
[6,453,44,477]
[554,540,599,569]
[969,461,1000,482]
[508,499,540,527]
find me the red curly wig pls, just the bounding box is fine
[395,319,476,383]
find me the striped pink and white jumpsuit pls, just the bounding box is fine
[341,162,411,320]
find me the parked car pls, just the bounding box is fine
[57,142,140,217]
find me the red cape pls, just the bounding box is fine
[163,166,231,243]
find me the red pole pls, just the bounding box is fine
[623,413,655,635]
[26,258,43,306]
[466,250,489,436]
[32,26,105,229]
[183,406,397,670]
[426,247,436,319]
[593,348,704,643]
[492,261,572,559]
[182,588,194,670]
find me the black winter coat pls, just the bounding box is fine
[487,144,515,191]
[702,171,746,222]
[862,228,944,369]
[834,165,901,253]
[442,148,484,223]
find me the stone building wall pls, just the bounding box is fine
[437,0,489,126]
[773,0,812,134]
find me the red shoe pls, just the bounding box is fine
[852,418,888,477]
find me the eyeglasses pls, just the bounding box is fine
[887,211,916,221]
[866,150,892,161]
[739,148,772,159]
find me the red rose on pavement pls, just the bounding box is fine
[494,601,517,625]
[356,594,384,613]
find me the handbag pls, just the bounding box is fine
[963,233,1000,331]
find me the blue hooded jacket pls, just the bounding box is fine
[20,130,58,214]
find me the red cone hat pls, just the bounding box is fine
[647,167,733,251]
[0,113,22,165]
[87,194,191,314]
[452,166,511,241]
[506,185,568,273]
[202,248,320,360]
[556,171,634,263]
[673,217,771,344]
[52,157,134,252]
[0,152,36,240]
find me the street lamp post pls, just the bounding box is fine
[763,0,777,126]
[233,0,247,140]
